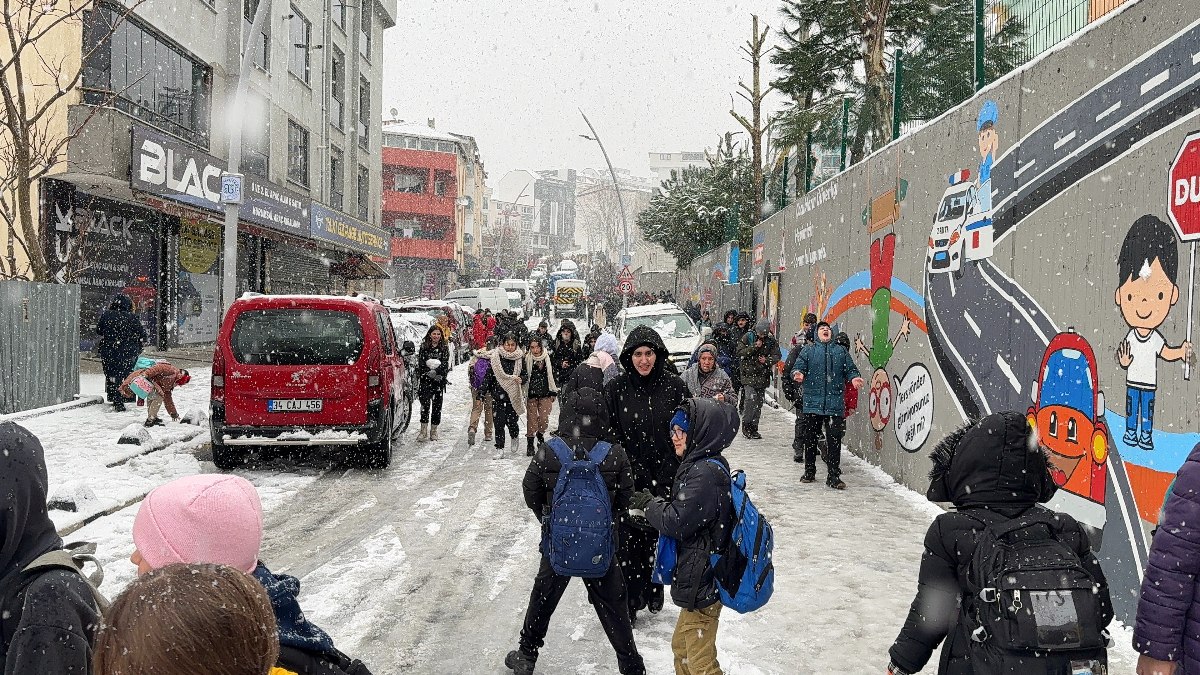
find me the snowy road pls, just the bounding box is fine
[41,350,1138,673]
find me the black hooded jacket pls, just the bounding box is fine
[0,423,100,675]
[523,374,634,520]
[604,325,689,496]
[95,295,146,361]
[550,327,585,385]
[644,398,736,611]
[888,412,1113,675]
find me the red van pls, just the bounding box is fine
[210,294,414,470]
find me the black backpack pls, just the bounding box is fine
[961,508,1110,675]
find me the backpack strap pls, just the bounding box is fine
[587,441,612,464]
[546,436,574,465]
[22,542,109,612]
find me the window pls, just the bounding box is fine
[433,173,448,197]
[288,8,311,84]
[658,153,673,160]
[392,169,424,194]
[231,310,363,365]
[357,165,370,220]
[243,0,270,70]
[682,152,705,161]
[330,146,344,210]
[287,120,309,187]
[330,47,345,129]
[242,92,270,177]
[82,4,212,143]
[331,0,346,30]
[357,77,370,149]
[359,0,372,59]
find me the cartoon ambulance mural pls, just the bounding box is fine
[925,169,995,276]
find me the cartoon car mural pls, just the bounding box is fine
[1027,328,1109,540]
[925,169,994,276]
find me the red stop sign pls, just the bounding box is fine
[1169,131,1200,241]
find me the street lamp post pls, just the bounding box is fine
[579,110,629,309]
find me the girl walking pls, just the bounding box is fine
[416,325,451,442]
[524,337,558,456]
[486,334,527,458]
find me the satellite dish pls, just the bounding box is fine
[389,107,398,117]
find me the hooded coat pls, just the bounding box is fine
[95,295,146,360]
[604,326,689,496]
[643,398,736,610]
[888,412,1113,675]
[551,327,585,385]
[252,564,367,674]
[737,323,779,390]
[1134,442,1200,672]
[792,337,861,416]
[0,422,100,675]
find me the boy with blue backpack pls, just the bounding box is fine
[506,372,646,675]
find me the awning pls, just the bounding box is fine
[330,254,390,280]
[46,173,140,206]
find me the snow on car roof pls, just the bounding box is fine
[620,303,685,317]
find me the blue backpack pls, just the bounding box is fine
[545,437,615,578]
[708,460,775,613]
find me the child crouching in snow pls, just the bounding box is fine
[120,361,190,426]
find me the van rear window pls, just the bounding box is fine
[231,309,364,365]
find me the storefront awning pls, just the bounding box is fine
[47,173,140,206]
[331,254,391,280]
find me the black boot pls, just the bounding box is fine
[749,424,763,440]
[526,437,535,456]
[536,432,544,444]
[505,649,536,675]
[648,584,664,613]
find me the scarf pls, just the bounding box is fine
[585,350,614,372]
[491,347,527,416]
[525,349,558,394]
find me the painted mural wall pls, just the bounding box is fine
[739,0,1200,623]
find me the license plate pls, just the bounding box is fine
[268,399,323,413]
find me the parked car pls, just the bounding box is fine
[385,300,471,365]
[612,303,706,369]
[506,291,525,320]
[210,294,414,470]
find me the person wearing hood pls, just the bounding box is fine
[722,310,738,331]
[0,422,102,674]
[467,338,497,447]
[555,331,621,433]
[532,320,552,347]
[630,399,736,675]
[584,324,602,353]
[485,334,528,457]
[129,474,373,675]
[506,373,645,675]
[551,324,585,385]
[524,337,558,456]
[681,343,736,403]
[416,325,451,442]
[791,321,863,489]
[887,412,1113,675]
[605,325,690,622]
[737,319,779,440]
[731,312,751,345]
[96,294,147,411]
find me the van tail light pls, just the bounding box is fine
[367,350,383,400]
[211,349,226,402]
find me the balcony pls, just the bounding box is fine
[383,190,456,219]
[391,237,455,260]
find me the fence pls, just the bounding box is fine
[0,281,81,414]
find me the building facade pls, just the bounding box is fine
[575,168,676,274]
[26,0,395,348]
[490,169,576,273]
[647,151,707,183]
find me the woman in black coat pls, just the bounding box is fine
[96,295,146,411]
[550,324,585,385]
[415,325,450,442]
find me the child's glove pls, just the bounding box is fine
[628,490,653,512]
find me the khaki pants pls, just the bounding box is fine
[526,396,554,437]
[671,602,723,675]
[146,395,163,420]
[469,393,494,438]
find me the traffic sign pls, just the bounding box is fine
[617,266,634,283]
[617,280,634,295]
[621,253,633,267]
[1169,131,1200,241]
[220,173,244,205]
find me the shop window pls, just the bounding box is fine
[357,165,369,220]
[287,120,309,187]
[243,0,270,71]
[330,47,345,129]
[392,169,424,194]
[82,3,212,143]
[330,146,344,210]
[288,7,311,84]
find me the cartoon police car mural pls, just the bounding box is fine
[1027,328,1109,542]
[925,169,995,276]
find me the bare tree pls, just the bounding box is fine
[730,14,775,225]
[0,0,140,280]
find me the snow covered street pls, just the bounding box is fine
[18,358,1138,673]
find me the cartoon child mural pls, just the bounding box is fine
[854,233,912,432]
[1115,214,1193,450]
[977,100,999,222]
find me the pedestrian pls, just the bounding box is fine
[467,338,496,447]
[505,373,645,675]
[1133,440,1200,675]
[551,323,585,385]
[698,309,712,330]
[722,310,738,332]
[524,337,558,456]
[96,294,147,411]
[732,312,751,344]
[682,342,736,403]
[532,320,552,347]
[435,309,455,349]
[120,361,191,427]
[129,474,373,674]
[790,321,863,489]
[486,334,527,457]
[557,331,622,428]
[471,311,488,349]
[737,319,777,440]
[888,412,1113,675]
[416,325,451,442]
[1,422,103,674]
[629,398,737,675]
[93,563,279,675]
[593,301,607,330]
[835,332,859,419]
[605,325,690,623]
[782,312,819,460]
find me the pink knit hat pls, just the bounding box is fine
[132,474,263,574]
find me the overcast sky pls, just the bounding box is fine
[381,1,788,185]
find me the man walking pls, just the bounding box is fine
[791,321,864,489]
[737,319,777,439]
[783,312,817,460]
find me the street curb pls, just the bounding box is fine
[0,395,104,424]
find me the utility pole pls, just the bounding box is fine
[221,0,271,313]
[579,110,629,309]
[730,14,775,227]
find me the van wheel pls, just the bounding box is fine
[363,408,394,469]
[212,442,241,471]
[398,393,414,433]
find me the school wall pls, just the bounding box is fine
[736,0,1200,623]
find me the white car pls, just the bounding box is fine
[613,303,706,369]
[926,169,994,276]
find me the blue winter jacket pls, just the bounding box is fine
[791,339,861,416]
